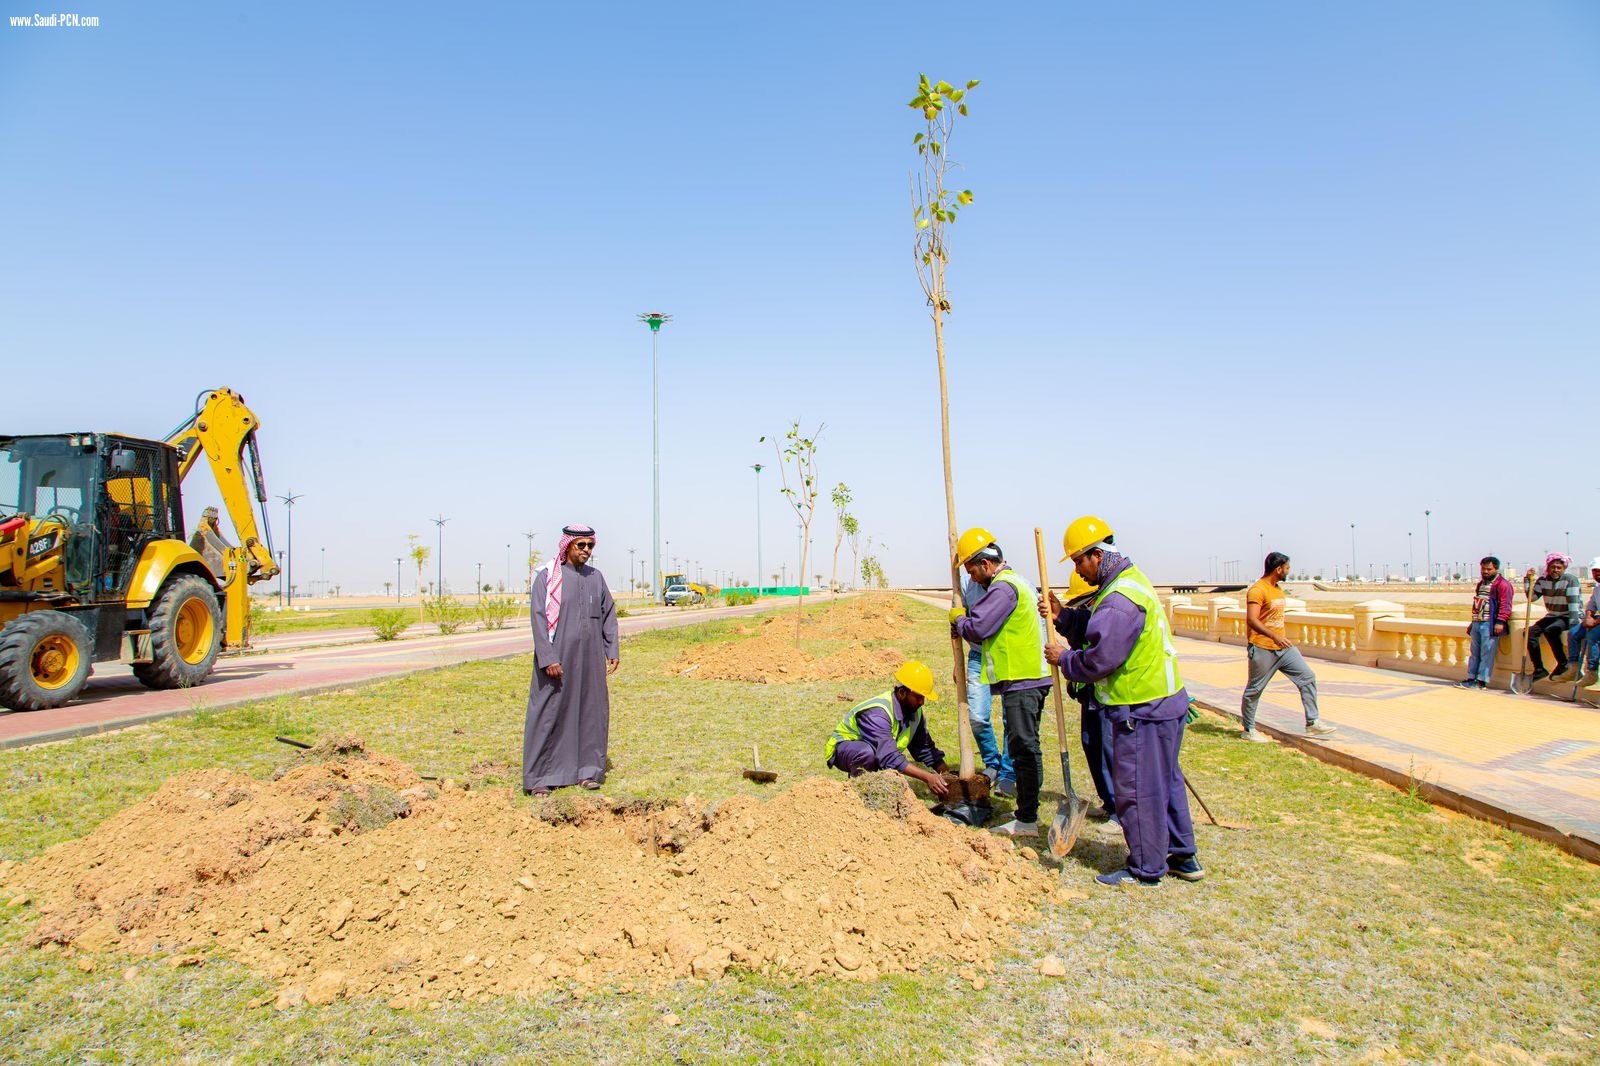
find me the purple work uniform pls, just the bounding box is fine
[826,691,946,776]
[1054,551,1196,883]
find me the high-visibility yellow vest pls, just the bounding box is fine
[825,691,920,764]
[1090,564,1184,706]
[982,569,1048,684]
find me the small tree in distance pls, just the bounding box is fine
[829,482,852,594]
[763,420,824,644]
[408,534,430,621]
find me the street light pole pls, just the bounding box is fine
[431,515,449,597]
[752,463,764,597]
[395,557,402,601]
[628,548,637,599]
[1407,532,1413,581]
[277,550,286,607]
[638,312,672,604]
[320,546,325,599]
[505,543,511,594]
[1258,532,1264,567]
[523,531,538,589]
[1350,522,1356,581]
[1425,509,1433,583]
[476,562,483,601]
[275,491,303,606]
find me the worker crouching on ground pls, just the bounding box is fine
[824,660,951,799]
[950,528,1052,838]
[1047,516,1201,887]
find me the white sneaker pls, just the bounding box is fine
[1305,722,1339,737]
[989,819,1039,837]
[1240,729,1271,744]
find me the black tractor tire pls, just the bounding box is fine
[132,574,223,691]
[0,610,94,711]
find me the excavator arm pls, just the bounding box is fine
[162,388,280,650]
[165,387,280,584]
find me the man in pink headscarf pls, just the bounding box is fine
[523,524,619,795]
[1525,552,1582,683]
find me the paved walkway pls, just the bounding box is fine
[0,600,782,749]
[1176,634,1600,863]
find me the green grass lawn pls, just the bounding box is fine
[2,597,1597,1063]
[250,607,402,635]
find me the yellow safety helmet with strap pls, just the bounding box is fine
[954,527,998,565]
[892,659,939,701]
[1061,515,1114,562]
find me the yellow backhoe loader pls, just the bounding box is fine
[0,388,279,710]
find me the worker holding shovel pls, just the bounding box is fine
[950,528,1052,838]
[1047,516,1200,888]
[824,660,952,799]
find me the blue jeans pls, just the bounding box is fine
[1568,623,1600,671]
[1467,620,1503,683]
[966,650,1014,783]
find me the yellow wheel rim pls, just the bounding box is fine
[31,634,81,690]
[174,597,216,665]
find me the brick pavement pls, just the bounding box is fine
[1176,634,1600,863]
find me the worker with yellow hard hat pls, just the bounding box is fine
[824,659,951,798]
[1045,517,1201,888]
[949,527,1051,837]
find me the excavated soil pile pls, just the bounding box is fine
[669,595,912,683]
[3,754,1051,1009]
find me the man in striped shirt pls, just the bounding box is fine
[1527,553,1583,682]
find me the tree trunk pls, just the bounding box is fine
[933,307,975,777]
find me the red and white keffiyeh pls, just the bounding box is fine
[540,524,595,639]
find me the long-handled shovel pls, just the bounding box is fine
[1510,572,1538,695]
[1034,529,1089,858]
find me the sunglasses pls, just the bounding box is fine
[572,541,595,549]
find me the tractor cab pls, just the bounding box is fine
[0,432,186,603]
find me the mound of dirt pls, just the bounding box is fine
[3,753,1051,1008]
[670,595,914,683]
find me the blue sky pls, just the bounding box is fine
[3,1,1597,594]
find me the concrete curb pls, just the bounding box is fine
[1189,695,1600,866]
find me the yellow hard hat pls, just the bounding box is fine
[1066,571,1096,601]
[954,526,997,565]
[1061,515,1114,561]
[893,659,939,701]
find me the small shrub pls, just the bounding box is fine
[722,590,757,607]
[423,594,472,635]
[369,608,413,641]
[475,595,519,631]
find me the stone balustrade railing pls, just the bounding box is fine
[1166,595,1597,706]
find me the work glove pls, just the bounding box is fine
[948,606,966,625]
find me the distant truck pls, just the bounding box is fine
[661,572,712,605]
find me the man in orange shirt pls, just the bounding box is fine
[1240,552,1338,742]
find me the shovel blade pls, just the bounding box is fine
[1047,792,1089,858]
[1510,673,1535,695]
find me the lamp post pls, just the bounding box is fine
[752,463,764,597]
[320,546,325,599]
[638,312,672,604]
[476,562,483,601]
[395,557,402,601]
[277,550,286,607]
[1258,532,1264,567]
[275,491,303,606]
[523,530,538,589]
[638,558,646,597]
[1407,532,1413,580]
[1350,523,1356,581]
[1424,509,1433,583]
[628,548,637,599]
[505,543,511,594]
[431,515,449,597]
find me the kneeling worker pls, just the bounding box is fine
[825,660,951,799]
[1047,516,1201,888]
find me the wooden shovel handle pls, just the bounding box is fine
[1034,528,1072,758]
